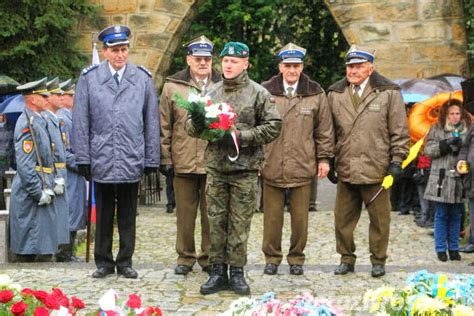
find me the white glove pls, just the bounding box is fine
[38,190,53,206]
[53,178,65,195]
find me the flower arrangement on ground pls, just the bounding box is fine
[96,289,162,316]
[363,270,474,315]
[0,274,85,315]
[222,292,342,316]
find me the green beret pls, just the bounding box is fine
[219,42,250,58]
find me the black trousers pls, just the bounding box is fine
[94,181,139,269]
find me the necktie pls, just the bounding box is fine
[197,81,205,89]
[287,86,294,97]
[113,72,120,85]
[352,85,361,106]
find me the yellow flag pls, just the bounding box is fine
[381,137,425,190]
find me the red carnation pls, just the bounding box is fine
[44,294,60,310]
[51,288,64,299]
[34,290,48,302]
[10,301,28,315]
[154,307,163,316]
[20,288,34,298]
[0,289,14,303]
[137,307,154,316]
[126,293,141,309]
[59,295,69,307]
[34,306,50,316]
[71,296,85,309]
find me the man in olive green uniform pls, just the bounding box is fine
[160,35,221,275]
[261,43,334,276]
[328,45,409,277]
[186,42,281,295]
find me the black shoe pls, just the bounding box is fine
[437,252,448,262]
[399,210,409,215]
[263,263,278,275]
[309,206,317,212]
[92,267,115,278]
[421,220,434,228]
[117,266,138,279]
[174,265,192,275]
[166,206,174,213]
[200,264,228,295]
[371,264,385,277]
[334,263,354,275]
[202,266,211,275]
[289,264,304,275]
[448,250,461,261]
[460,244,474,253]
[229,266,250,295]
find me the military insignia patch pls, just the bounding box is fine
[23,140,33,154]
[138,65,152,78]
[22,127,30,134]
[368,103,381,112]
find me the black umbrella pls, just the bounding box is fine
[0,75,20,95]
[428,73,467,91]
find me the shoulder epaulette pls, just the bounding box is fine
[81,64,99,75]
[138,65,152,78]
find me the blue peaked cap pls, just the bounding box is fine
[184,35,213,56]
[345,44,375,64]
[277,43,306,63]
[98,25,131,47]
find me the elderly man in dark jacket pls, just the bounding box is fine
[328,45,409,278]
[72,25,160,279]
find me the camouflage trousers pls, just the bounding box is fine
[206,170,258,267]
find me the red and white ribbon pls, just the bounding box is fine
[228,129,239,162]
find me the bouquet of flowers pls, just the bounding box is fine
[97,289,163,316]
[0,274,86,315]
[175,92,239,160]
[222,292,342,316]
[363,270,474,315]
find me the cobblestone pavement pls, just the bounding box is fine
[1,179,473,315]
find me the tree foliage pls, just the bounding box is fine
[464,0,474,77]
[168,0,349,89]
[0,0,100,83]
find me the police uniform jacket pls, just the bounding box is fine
[9,108,58,254]
[261,73,334,188]
[72,61,160,183]
[327,71,409,184]
[57,108,87,231]
[43,110,70,244]
[160,67,220,174]
[186,70,282,174]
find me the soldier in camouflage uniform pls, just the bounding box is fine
[186,42,281,295]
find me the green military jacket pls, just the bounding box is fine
[186,70,282,173]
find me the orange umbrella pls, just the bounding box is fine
[407,90,463,142]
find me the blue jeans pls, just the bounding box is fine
[434,202,463,252]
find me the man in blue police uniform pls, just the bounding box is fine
[9,78,58,262]
[57,79,87,262]
[160,35,219,276]
[72,25,160,278]
[44,77,70,256]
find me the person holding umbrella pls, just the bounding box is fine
[328,45,409,277]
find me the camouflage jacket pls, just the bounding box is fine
[186,70,281,173]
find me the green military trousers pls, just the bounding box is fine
[174,173,210,268]
[334,181,391,265]
[206,170,258,267]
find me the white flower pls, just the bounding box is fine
[9,283,22,292]
[188,92,210,104]
[0,274,11,287]
[52,306,71,316]
[205,103,222,118]
[99,289,117,312]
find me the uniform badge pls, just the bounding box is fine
[22,127,30,134]
[368,103,381,112]
[62,132,68,145]
[229,46,235,55]
[23,140,33,154]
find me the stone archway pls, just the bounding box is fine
[79,0,469,86]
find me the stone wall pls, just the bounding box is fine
[79,0,469,85]
[79,0,206,88]
[323,0,469,79]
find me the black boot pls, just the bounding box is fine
[200,264,228,295]
[56,232,82,262]
[229,266,250,295]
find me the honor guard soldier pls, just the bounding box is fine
[186,42,281,295]
[57,79,87,262]
[328,45,409,277]
[9,78,58,262]
[160,35,220,276]
[44,77,70,257]
[261,43,334,276]
[72,25,160,279]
